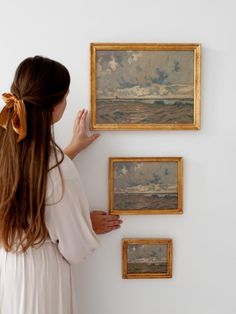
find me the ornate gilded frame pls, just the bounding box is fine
[90,43,201,130]
[122,238,173,279]
[109,157,183,215]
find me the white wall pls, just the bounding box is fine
[0,0,236,313]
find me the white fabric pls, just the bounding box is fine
[0,154,99,314]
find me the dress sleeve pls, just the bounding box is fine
[45,155,100,265]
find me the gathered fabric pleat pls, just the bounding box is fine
[0,240,74,314]
[0,153,99,314]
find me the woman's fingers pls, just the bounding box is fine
[92,210,107,215]
[86,133,100,146]
[106,220,123,227]
[106,215,120,221]
[75,109,100,142]
[74,108,85,128]
[73,110,83,133]
[104,215,123,227]
[80,109,88,130]
[76,109,85,125]
[106,226,121,232]
[90,211,123,234]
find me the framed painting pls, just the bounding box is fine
[90,43,201,130]
[122,238,173,279]
[109,157,183,215]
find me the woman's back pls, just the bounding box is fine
[0,56,98,314]
[0,151,99,314]
[0,55,122,314]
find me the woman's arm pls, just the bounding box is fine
[64,109,100,160]
[63,109,123,234]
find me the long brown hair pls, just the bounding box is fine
[0,56,70,252]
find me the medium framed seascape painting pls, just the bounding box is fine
[122,238,173,279]
[90,43,201,130]
[109,157,183,215]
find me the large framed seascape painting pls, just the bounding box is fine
[122,238,173,279]
[109,157,183,215]
[90,43,201,130]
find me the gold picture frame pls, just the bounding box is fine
[109,157,183,215]
[90,43,201,130]
[122,238,173,279]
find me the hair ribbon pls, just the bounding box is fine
[0,93,27,142]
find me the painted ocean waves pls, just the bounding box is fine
[114,192,178,210]
[96,98,194,124]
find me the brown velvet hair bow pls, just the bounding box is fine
[0,93,27,142]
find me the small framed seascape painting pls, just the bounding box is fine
[109,157,183,215]
[90,43,201,130]
[122,238,173,279]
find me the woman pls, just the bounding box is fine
[0,56,122,313]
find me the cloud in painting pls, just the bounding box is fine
[114,162,178,193]
[108,56,119,71]
[127,51,142,64]
[174,61,180,72]
[118,76,139,89]
[96,50,194,99]
[128,244,167,263]
[151,68,169,84]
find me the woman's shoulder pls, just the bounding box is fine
[49,150,79,181]
[46,151,82,202]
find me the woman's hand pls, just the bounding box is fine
[64,109,100,159]
[90,211,123,234]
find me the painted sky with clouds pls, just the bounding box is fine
[128,244,167,263]
[96,50,194,99]
[114,162,178,193]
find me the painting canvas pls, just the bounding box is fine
[91,43,201,130]
[122,239,173,279]
[109,157,183,215]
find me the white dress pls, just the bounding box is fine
[0,154,99,314]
